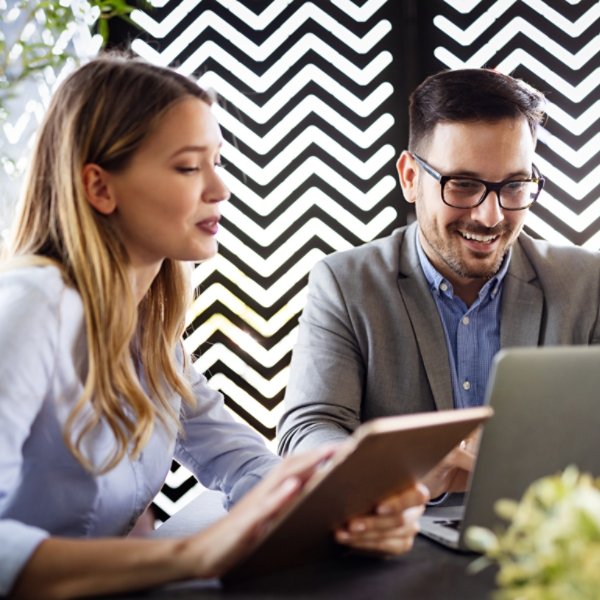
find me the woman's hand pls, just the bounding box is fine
[334,483,429,556]
[182,445,337,579]
[10,447,337,599]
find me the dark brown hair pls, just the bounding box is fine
[408,68,546,153]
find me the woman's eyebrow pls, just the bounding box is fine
[170,141,224,159]
[170,145,209,158]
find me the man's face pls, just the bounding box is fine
[398,118,535,290]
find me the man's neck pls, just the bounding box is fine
[449,278,486,307]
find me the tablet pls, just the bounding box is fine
[223,405,492,583]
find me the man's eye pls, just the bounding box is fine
[448,179,481,192]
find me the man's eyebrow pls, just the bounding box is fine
[448,168,532,179]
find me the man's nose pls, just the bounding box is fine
[469,190,504,228]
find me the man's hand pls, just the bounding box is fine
[334,483,429,556]
[421,426,482,500]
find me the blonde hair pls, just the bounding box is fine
[6,54,213,472]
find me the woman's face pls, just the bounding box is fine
[106,96,229,271]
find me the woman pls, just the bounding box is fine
[0,55,427,599]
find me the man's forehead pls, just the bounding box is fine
[424,118,535,151]
[423,118,536,177]
[431,116,531,134]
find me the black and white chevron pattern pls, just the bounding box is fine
[433,0,599,248]
[123,0,406,520]
[116,0,599,520]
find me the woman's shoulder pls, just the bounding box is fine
[0,262,78,313]
[1,261,67,291]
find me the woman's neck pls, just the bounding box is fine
[128,261,163,305]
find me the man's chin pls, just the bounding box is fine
[444,248,504,279]
[454,258,504,281]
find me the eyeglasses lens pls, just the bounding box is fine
[443,179,539,209]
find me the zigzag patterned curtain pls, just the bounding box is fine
[102,0,599,521]
[429,0,599,248]
[122,0,414,520]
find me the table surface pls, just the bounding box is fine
[102,492,497,599]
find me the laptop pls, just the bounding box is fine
[420,345,600,550]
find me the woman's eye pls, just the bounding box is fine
[176,166,199,173]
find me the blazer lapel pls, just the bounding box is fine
[500,239,543,347]
[396,224,454,412]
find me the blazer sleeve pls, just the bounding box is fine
[277,259,364,455]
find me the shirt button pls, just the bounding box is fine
[463,381,471,391]
[462,316,470,325]
[440,283,448,292]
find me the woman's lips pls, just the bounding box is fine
[196,217,220,235]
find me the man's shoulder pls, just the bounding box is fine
[517,233,600,269]
[321,225,412,272]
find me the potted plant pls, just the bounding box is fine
[466,466,600,599]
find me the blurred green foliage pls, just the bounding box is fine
[466,466,600,599]
[0,0,142,114]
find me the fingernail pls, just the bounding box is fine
[350,521,366,532]
[377,504,393,515]
[280,477,300,495]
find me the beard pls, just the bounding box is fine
[440,223,510,279]
[418,217,516,282]
[414,184,524,283]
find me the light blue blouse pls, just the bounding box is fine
[0,265,280,595]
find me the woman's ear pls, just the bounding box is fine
[396,151,419,205]
[82,163,117,215]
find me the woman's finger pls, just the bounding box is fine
[256,444,340,496]
[197,444,345,577]
[231,445,339,524]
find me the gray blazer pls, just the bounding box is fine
[277,223,600,454]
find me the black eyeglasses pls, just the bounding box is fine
[412,153,545,211]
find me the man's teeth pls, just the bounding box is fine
[460,231,497,243]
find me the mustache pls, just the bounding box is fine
[451,222,510,237]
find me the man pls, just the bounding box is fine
[277,69,600,497]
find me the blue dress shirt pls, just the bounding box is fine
[416,236,510,408]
